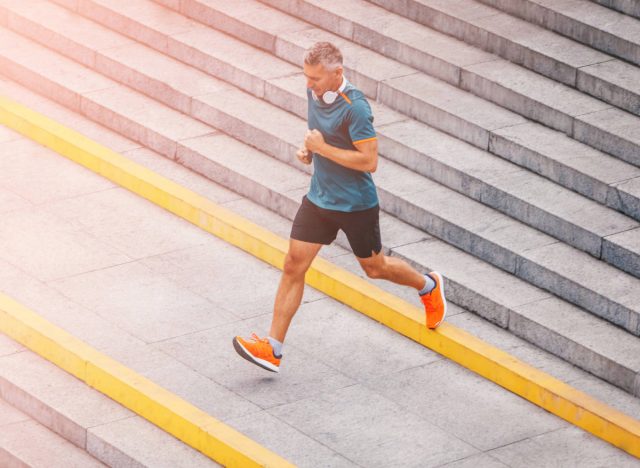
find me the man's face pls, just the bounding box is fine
[303,62,342,98]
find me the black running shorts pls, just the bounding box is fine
[290,196,382,258]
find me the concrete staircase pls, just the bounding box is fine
[0,397,106,468]
[1,0,640,400]
[0,337,217,467]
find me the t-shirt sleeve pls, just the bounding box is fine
[348,99,377,146]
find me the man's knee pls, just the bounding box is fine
[283,252,311,277]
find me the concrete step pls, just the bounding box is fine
[0,344,218,467]
[475,0,640,67]
[368,0,640,117]
[253,0,640,167]
[489,122,640,224]
[3,18,640,337]
[592,0,640,19]
[10,1,640,274]
[4,74,640,401]
[379,66,640,170]
[0,396,106,468]
[122,0,640,195]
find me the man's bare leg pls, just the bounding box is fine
[357,249,446,328]
[356,249,426,290]
[269,239,323,343]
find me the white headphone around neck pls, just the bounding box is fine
[312,76,347,104]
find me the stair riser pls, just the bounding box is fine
[368,0,577,87]
[377,134,603,258]
[378,82,490,149]
[507,312,639,395]
[0,375,86,451]
[592,0,640,19]
[475,0,640,66]
[515,257,638,335]
[574,119,640,168]
[602,240,640,279]
[577,68,640,116]
[0,448,29,468]
[181,0,280,53]
[460,71,575,135]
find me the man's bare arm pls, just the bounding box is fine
[304,129,378,173]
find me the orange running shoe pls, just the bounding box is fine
[233,333,281,373]
[420,272,447,329]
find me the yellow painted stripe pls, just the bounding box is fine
[1,94,640,459]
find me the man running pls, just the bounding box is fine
[233,42,446,373]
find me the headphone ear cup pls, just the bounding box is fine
[322,91,337,104]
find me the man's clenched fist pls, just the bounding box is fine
[296,147,312,165]
[304,129,325,153]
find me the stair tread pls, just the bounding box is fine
[0,418,106,468]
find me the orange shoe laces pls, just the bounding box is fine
[249,333,269,344]
[247,333,275,358]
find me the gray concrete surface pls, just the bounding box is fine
[1,118,639,466]
[2,28,640,394]
[27,0,640,229]
[1,94,639,464]
[256,0,640,160]
[1,0,640,463]
[0,396,107,468]
[474,0,640,66]
[368,0,640,118]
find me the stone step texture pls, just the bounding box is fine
[0,397,106,468]
[254,0,640,168]
[2,85,640,465]
[0,344,218,467]
[3,22,640,402]
[1,0,634,328]
[367,0,640,118]
[475,0,640,67]
[2,3,640,274]
[6,0,639,280]
[1,0,640,398]
[5,17,640,338]
[592,0,640,19]
[31,0,640,220]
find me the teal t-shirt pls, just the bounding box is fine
[306,82,379,212]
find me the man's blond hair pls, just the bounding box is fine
[303,42,343,70]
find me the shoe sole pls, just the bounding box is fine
[232,337,280,373]
[429,271,447,329]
